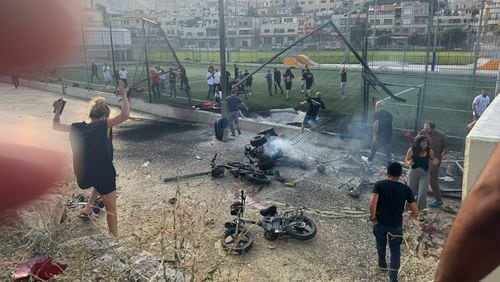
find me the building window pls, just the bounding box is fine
[242,40,249,47]
[287,29,295,32]
[187,32,192,37]
[384,19,392,25]
[197,32,204,36]
[330,0,334,2]
[288,36,295,42]
[264,29,270,33]
[321,0,326,3]
[276,37,284,44]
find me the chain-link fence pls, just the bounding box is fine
[17,3,500,153]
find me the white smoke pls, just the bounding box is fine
[263,137,296,158]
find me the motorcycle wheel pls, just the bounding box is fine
[284,215,317,240]
[247,173,272,185]
[264,231,280,241]
[221,227,253,254]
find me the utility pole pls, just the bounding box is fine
[420,0,435,128]
[344,0,353,64]
[431,1,439,72]
[219,0,229,142]
[142,19,152,103]
[472,0,486,82]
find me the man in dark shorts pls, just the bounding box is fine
[273,68,284,95]
[90,61,101,83]
[52,81,130,237]
[300,92,325,132]
[301,65,314,96]
[168,67,177,98]
[340,67,347,97]
[363,101,393,164]
[243,69,252,95]
[226,91,249,136]
[370,162,418,282]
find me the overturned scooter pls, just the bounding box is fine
[163,154,272,185]
[221,191,317,254]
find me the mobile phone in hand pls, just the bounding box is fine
[53,99,66,115]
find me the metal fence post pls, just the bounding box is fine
[80,26,91,91]
[219,0,229,142]
[472,0,486,82]
[414,86,423,134]
[109,20,118,88]
[142,19,152,103]
[420,0,434,129]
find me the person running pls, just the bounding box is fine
[405,136,439,212]
[118,67,128,88]
[207,66,215,99]
[340,67,347,97]
[168,68,177,98]
[469,89,490,129]
[244,69,253,95]
[90,61,101,83]
[283,68,295,100]
[300,92,325,132]
[273,67,284,95]
[102,62,112,89]
[226,90,249,136]
[265,70,273,96]
[150,67,161,97]
[52,81,130,238]
[301,65,314,96]
[370,162,418,282]
[362,101,393,164]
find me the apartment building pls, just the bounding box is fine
[260,17,299,47]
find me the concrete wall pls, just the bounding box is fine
[0,77,313,139]
[462,94,500,281]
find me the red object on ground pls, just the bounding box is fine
[13,253,67,280]
[0,0,78,74]
[202,101,217,109]
[0,144,66,214]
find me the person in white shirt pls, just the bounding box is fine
[214,68,221,94]
[102,63,111,88]
[206,66,215,99]
[118,67,128,88]
[472,89,490,120]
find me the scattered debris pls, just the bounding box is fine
[141,160,151,167]
[195,155,202,160]
[439,176,455,183]
[13,253,67,281]
[168,198,177,205]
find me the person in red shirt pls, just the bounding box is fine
[151,67,161,97]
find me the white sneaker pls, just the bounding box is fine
[361,156,370,163]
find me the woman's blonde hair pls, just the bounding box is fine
[89,96,110,120]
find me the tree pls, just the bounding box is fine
[408,32,427,47]
[440,27,467,49]
[493,24,500,38]
[350,24,371,49]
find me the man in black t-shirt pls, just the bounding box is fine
[363,101,393,163]
[168,68,177,98]
[300,92,325,131]
[370,162,418,282]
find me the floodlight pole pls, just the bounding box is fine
[142,19,152,103]
[219,0,229,142]
[108,20,118,88]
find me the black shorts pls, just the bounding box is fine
[285,82,292,90]
[76,166,117,196]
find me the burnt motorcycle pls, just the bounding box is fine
[221,191,317,254]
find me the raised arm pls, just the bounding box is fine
[436,144,500,282]
[107,81,130,128]
[405,148,414,167]
[369,193,379,224]
[52,99,71,132]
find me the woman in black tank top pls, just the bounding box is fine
[405,136,439,211]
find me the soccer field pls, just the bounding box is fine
[60,62,496,139]
[172,50,478,66]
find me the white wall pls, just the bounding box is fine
[462,94,500,281]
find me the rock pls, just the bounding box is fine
[141,160,151,167]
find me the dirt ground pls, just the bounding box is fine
[0,82,461,281]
